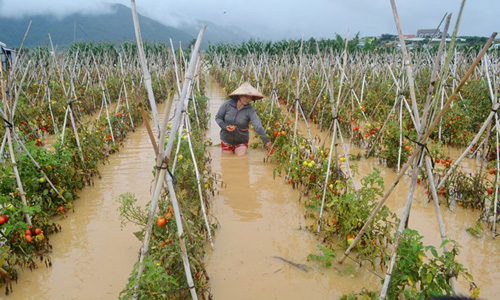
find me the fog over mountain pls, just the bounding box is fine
[0,0,497,46]
[0,3,254,48]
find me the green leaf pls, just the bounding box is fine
[465,272,474,281]
[426,272,433,284]
[430,248,438,258]
[133,231,143,241]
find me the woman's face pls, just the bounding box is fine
[239,95,253,105]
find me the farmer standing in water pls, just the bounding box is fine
[215,82,272,155]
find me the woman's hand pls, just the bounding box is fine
[265,141,272,149]
[226,125,236,132]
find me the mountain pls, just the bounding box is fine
[0,3,252,49]
[184,19,255,47]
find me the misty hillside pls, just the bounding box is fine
[0,3,253,49]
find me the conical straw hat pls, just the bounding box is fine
[228,82,264,100]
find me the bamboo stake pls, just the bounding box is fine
[132,160,169,300]
[432,0,468,128]
[421,14,452,127]
[479,55,500,237]
[338,32,497,265]
[10,60,31,121]
[9,20,31,81]
[165,175,198,300]
[436,104,499,189]
[170,38,182,95]
[316,104,339,233]
[60,103,70,144]
[51,46,84,165]
[378,9,429,289]
[379,159,424,299]
[317,37,352,232]
[414,14,458,292]
[172,57,202,173]
[0,134,6,163]
[183,113,214,248]
[334,36,350,174]
[336,119,357,191]
[139,105,159,156]
[132,26,206,300]
[292,41,302,148]
[389,0,421,131]
[130,0,160,133]
[493,112,499,238]
[46,81,59,134]
[91,52,115,144]
[10,129,67,203]
[165,27,206,157]
[68,101,85,163]
[1,53,32,227]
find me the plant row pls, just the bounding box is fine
[210,59,478,298]
[118,91,217,299]
[0,42,177,294]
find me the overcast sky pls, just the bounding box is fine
[0,0,497,40]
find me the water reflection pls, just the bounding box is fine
[220,153,263,221]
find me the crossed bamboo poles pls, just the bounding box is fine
[4,2,493,298]
[132,0,499,296]
[208,13,498,298]
[1,18,189,297]
[130,3,212,296]
[0,44,169,222]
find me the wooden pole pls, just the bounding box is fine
[139,105,159,156]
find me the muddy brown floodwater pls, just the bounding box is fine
[296,101,500,299]
[204,77,381,300]
[205,75,499,300]
[7,104,166,300]
[6,76,499,300]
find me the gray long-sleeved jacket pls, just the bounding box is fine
[215,98,270,145]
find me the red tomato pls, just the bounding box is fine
[157,218,166,227]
